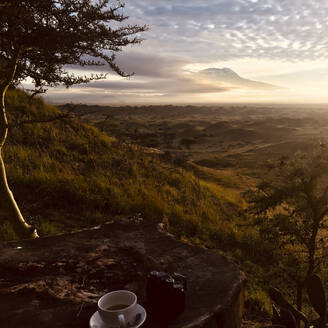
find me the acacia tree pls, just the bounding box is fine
[0,0,147,239]
[245,148,328,312]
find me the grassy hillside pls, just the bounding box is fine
[5,92,328,323]
[2,89,246,248]
[2,89,293,320]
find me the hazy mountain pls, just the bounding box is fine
[198,67,282,90]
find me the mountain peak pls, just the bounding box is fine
[222,67,236,73]
[201,67,239,78]
[198,67,281,90]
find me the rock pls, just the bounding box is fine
[0,220,245,328]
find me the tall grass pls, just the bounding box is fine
[1,89,244,247]
[0,89,282,319]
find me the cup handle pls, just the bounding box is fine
[118,314,127,328]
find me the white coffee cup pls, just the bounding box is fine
[98,290,138,327]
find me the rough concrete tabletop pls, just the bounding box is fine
[0,220,245,328]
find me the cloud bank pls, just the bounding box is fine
[126,0,328,62]
[43,0,328,104]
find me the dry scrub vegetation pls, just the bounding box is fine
[7,90,328,321]
[2,89,248,252]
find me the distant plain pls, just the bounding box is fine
[64,103,328,183]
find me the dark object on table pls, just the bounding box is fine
[146,271,186,324]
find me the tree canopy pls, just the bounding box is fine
[0,0,147,93]
[245,148,328,310]
[0,0,147,239]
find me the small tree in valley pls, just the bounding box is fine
[0,0,147,238]
[245,148,328,311]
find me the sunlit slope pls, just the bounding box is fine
[1,89,243,243]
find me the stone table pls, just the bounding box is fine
[0,220,245,328]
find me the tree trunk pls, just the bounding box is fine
[306,223,318,278]
[0,82,38,239]
[296,283,302,328]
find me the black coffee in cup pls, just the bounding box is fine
[106,304,129,311]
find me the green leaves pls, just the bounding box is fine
[246,148,328,289]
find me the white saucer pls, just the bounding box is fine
[89,304,147,328]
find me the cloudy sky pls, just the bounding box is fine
[43,0,328,104]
